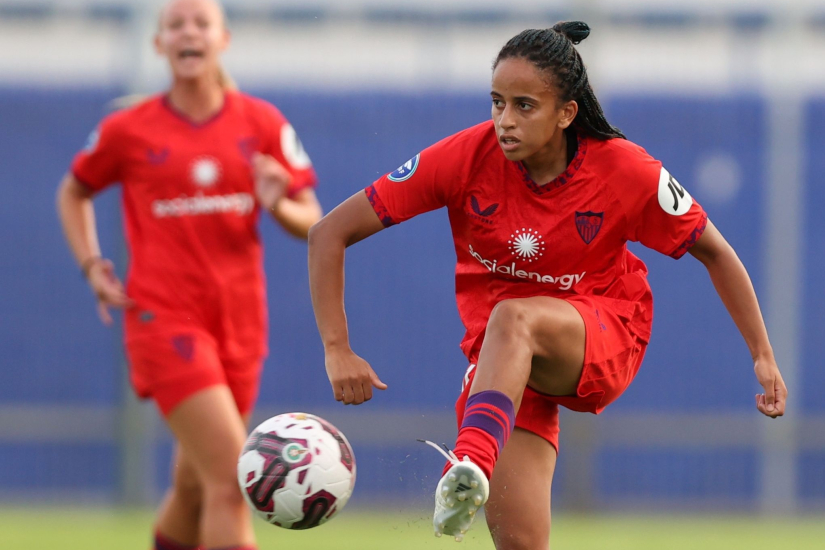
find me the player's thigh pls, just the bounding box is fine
[489,297,586,396]
[486,427,556,550]
[166,385,249,485]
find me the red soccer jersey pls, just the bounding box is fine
[366,121,707,362]
[72,91,317,358]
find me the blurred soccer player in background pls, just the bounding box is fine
[56,1,321,549]
[308,21,786,549]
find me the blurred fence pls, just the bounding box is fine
[1,85,823,511]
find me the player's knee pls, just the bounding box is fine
[489,523,548,550]
[202,476,246,510]
[172,462,203,506]
[488,299,533,342]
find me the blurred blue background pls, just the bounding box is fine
[0,0,821,514]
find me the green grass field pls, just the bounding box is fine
[2,508,824,549]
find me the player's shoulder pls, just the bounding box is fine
[233,92,287,123]
[93,94,164,140]
[428,120,498,158]
[587,136,661,184]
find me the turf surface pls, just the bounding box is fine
[1,508,823,549]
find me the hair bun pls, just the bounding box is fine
[551,21,591,45]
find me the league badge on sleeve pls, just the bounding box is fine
[387,154,420,182]
[658,167,693,216]
[84,127,100,152]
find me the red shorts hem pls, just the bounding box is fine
[457,295,648,452]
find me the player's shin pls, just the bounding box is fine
[449,390,515,479]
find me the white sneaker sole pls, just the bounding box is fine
[433,462,489,542]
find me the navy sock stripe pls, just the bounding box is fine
[460,390,516,451]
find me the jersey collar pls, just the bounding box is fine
[161,91,232,129]
[515,132,588,196]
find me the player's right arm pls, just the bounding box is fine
[308,192,388,406]
[309,134,466,405]
[57,174,133,325]
[57,117,133,325]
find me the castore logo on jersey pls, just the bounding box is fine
[147,147,170,165]
[467,195,499,225]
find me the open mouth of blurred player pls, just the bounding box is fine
[176,48,206,69]
[498,134,521,153]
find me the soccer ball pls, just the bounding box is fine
[237,412,356,529]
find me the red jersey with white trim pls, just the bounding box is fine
[72,91,317,358]
[366,121,707,362]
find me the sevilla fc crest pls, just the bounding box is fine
[575,211,604,244]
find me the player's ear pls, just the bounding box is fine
[558,100,578,130]
[153,33,164,56]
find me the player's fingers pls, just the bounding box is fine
[370,370,388,390]
[341,384,355,405]
[97,302,113,326]
[351,383,366,406]
[332,383,344,402]
[362,382,373,402]
[764,378,776,412]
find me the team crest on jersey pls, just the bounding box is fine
[190,156,222,188]
[237,137,260,161]
[575,211,604,244]
[387,154,420,182]
[508,228,545,263]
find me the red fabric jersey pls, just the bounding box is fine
[367,121,707,362]
[72,91,317,358]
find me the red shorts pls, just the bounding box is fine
[455,295,648,453]
[125,311,264,417]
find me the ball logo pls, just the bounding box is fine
[508,228,545,263]
[658,167,693,216]
[282,442,309,464]
[387,154,420,182]
[190,156,221,188]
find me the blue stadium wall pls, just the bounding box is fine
[0,87,818,507]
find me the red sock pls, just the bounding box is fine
[446,390,515,480]
[154,531,198,550]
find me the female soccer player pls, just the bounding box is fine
[57,1,321,549]
[308,21,787,548]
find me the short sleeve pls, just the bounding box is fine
[365,133,467,227]
[70,115,126,192]
[257,102,318,199]
[626,160,708,259]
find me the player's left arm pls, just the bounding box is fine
[252,152,322,239]
[688,219,787,418]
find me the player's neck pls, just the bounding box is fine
[167,78,226,124]
[521,131,568,186]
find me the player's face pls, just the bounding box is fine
[491,57,577,163]
[155,0,230,83]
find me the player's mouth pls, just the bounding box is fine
[499,134,521,152]
[177,48,205,60]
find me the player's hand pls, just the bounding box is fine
[252,152,292,211]
[325,347,388,405]
[754,354,787,418]
[86,258,134,326]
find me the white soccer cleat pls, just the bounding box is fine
[419,440,489,541]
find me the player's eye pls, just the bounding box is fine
[492,99,503,108]
[518,102,533,111]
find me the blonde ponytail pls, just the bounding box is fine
[217,64,238,91]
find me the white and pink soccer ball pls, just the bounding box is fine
[237,413,356,529]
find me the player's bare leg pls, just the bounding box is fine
[486,428,556,550]
[155,445,203,547]
[156,411,253,549]
[431,297,583,540]
[166,386,255,549]
[474,297,585,404]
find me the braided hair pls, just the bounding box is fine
[494,21,625,140]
